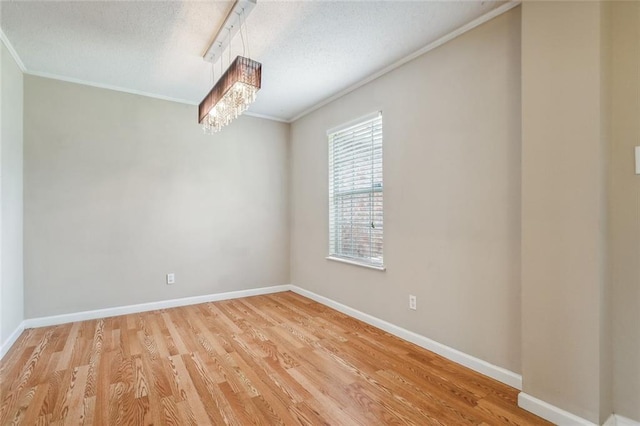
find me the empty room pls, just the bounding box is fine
[1,0,638,424]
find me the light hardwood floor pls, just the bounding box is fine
[0,291,550,425]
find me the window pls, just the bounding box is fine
[328,112,383,269]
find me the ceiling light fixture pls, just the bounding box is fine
[199,0,260,134]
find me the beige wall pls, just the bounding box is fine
[290,9,522,372]
[9,3,640,422]
[610,1,640,421]
[0,41,24,347]
[24,76,290,318]
[521,2,609,423]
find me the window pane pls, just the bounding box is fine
[328,113,383,266]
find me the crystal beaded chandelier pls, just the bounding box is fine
[199,0,260,134]
[199,56,261,134]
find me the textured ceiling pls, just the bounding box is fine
[1,0,507,122]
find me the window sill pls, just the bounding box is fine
[326,256,386,271]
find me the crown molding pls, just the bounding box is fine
[25,69,290,123]
[26,70,199,105]
[0,26,27,72]
[289,0,522,123]
[24,70,289,123]
[2,1,520,125]
[244,111,290,123]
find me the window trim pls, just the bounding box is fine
[326,111,382,136]
[326,255,386,271]
[327,111,385,270]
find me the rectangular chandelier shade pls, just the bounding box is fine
[198,56,262,125]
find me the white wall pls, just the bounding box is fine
[0,41,24,347]
[290,9,522,373]
[24,76,290,318]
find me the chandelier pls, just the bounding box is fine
[198,56,261,134]
[199,0,260,134]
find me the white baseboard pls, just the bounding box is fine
[288,285,522,390]
[23,284,292,329]
[611,414,640,426]
[14,283,522,391]
[517,393,640,426]
[605,415,617,426]
[7,283,638,426]
[0,321,26,360]
[518,392,598,425]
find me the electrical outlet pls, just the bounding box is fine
[166,273,175,285]
[409,295,417,310]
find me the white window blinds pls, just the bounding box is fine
[328,112,383,267]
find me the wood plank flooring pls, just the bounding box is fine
[0,291,550,425]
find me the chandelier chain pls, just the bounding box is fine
[228,28,232,66]
[243,8,250,59]
[240,8,246,57]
